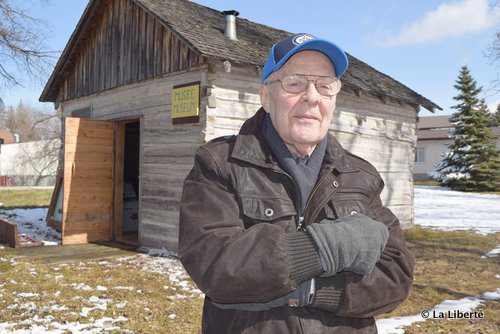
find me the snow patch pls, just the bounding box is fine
[414,186,500,234]
[115,301,127,309]
[0,316,128,333]
[0,208,60,245]
[112,286,135,291]
[70,283,93,291]
[481,245,500,258]
[49,305,68,311]
[17,292,39,298]
[80,296,112,317]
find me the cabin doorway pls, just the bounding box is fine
[114,120,140,247]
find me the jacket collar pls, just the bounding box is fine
[231,108,359,173]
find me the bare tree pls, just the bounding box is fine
[485,1,500,94]
[0,97,5,128]
[485,29,500,95]
[5,100,60,141]
[488,32,500,64]
[0,0,57,90]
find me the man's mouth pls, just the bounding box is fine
[295,115,318,120]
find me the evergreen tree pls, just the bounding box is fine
[490,103,500,127]
[437,66,500,191]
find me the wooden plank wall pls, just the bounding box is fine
[61,70,207,250]
[206,62,418,228]
[62,0,203,102]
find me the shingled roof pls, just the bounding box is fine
[42,0,441,111]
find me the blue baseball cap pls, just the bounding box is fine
[261,33,349,82]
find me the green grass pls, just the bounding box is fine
[0,189,53,209]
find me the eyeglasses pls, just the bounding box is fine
[266,74,341,96]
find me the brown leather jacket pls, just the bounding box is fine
[179,108,414,333]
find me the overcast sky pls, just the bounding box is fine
[2,0,499,116]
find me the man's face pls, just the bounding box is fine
[260,50,338,153]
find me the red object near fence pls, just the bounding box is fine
[0,176,16,186]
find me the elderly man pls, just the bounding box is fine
[179,33,414,333]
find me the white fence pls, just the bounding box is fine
[0,139,60,186]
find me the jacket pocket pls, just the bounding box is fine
[239,197,297,227]
[328,188,372,219]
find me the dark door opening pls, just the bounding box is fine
[118,121,140,246]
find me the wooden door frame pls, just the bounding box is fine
[113,118,140,243]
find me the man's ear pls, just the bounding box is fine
[260,85,270,113]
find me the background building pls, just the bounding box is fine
[0,128,15,145]
[414,115,500,181]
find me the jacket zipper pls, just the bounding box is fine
[271,165,335,230]
[301,166,336,226]
[270,168,303,230]
[271,165,334,334]
[296,216,305,231]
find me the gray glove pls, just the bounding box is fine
[212,279,314,312]
[306,213,389,276]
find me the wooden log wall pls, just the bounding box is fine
[60,60,419,251]
[62,0,203,102]
[61,69,208,250]
[206,62,418,228]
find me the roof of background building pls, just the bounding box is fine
[417,116,500,140]
[418,115,451,130]
[0,129,15,144]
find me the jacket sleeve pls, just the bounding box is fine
[178,147,323,304]
[311,178,414,317]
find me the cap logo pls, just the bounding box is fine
[292,34,315,45]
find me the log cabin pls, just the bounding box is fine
[40,0,441,251]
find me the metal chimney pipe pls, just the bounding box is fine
[222,10,239,40]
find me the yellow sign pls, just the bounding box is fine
[172,82,200,122]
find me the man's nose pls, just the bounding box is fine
[302,82,321,105]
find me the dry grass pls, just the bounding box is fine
[1,227,498,333]
[378,227,500,333]
[0,251,203,333]
[403,299,499,334]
